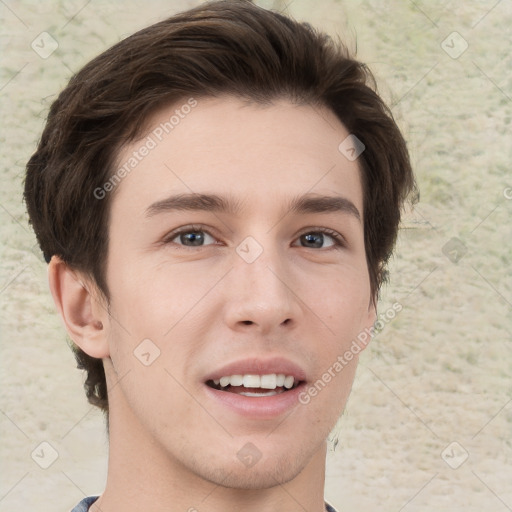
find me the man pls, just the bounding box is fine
[24,1,415,510]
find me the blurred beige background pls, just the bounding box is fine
[1,1,511,511]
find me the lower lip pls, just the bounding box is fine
[203,382,307,419]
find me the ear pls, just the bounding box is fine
[48,255,110,358]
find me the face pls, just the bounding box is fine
[100,95,375,488]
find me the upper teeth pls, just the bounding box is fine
[213,374,296,389]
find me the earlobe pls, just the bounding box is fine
[47,255,110,359]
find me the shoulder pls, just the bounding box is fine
[70,496,99,512]
[325,500,339,512]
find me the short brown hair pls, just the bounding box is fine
[24,0,416,417]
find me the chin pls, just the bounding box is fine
[194,442,315,490]
[211,460,304,490]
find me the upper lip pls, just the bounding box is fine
[204,356,307,382]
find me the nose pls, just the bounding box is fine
[222,237,302,335]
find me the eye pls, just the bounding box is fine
[163,225,345,250]
[294,228,345,250]
[164,225,218,247]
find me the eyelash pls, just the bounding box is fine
[162,224,346,250]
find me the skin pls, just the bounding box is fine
[49,95,376,512]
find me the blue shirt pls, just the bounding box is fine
[71,496,339,511]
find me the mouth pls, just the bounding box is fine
[205,373,303,397]
[203,357,307,418]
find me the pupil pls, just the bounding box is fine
[303,233,322,248]
[183,232,203,246]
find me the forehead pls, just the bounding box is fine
[110,95,364,220]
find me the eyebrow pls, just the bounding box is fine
[145,192,361,222]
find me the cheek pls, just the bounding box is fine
[302,268,371,412]
[313,268,372,337]
[104,260,214,391]
[297,357,358,436]
[107,258,214,333]
[107,353,198,440]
